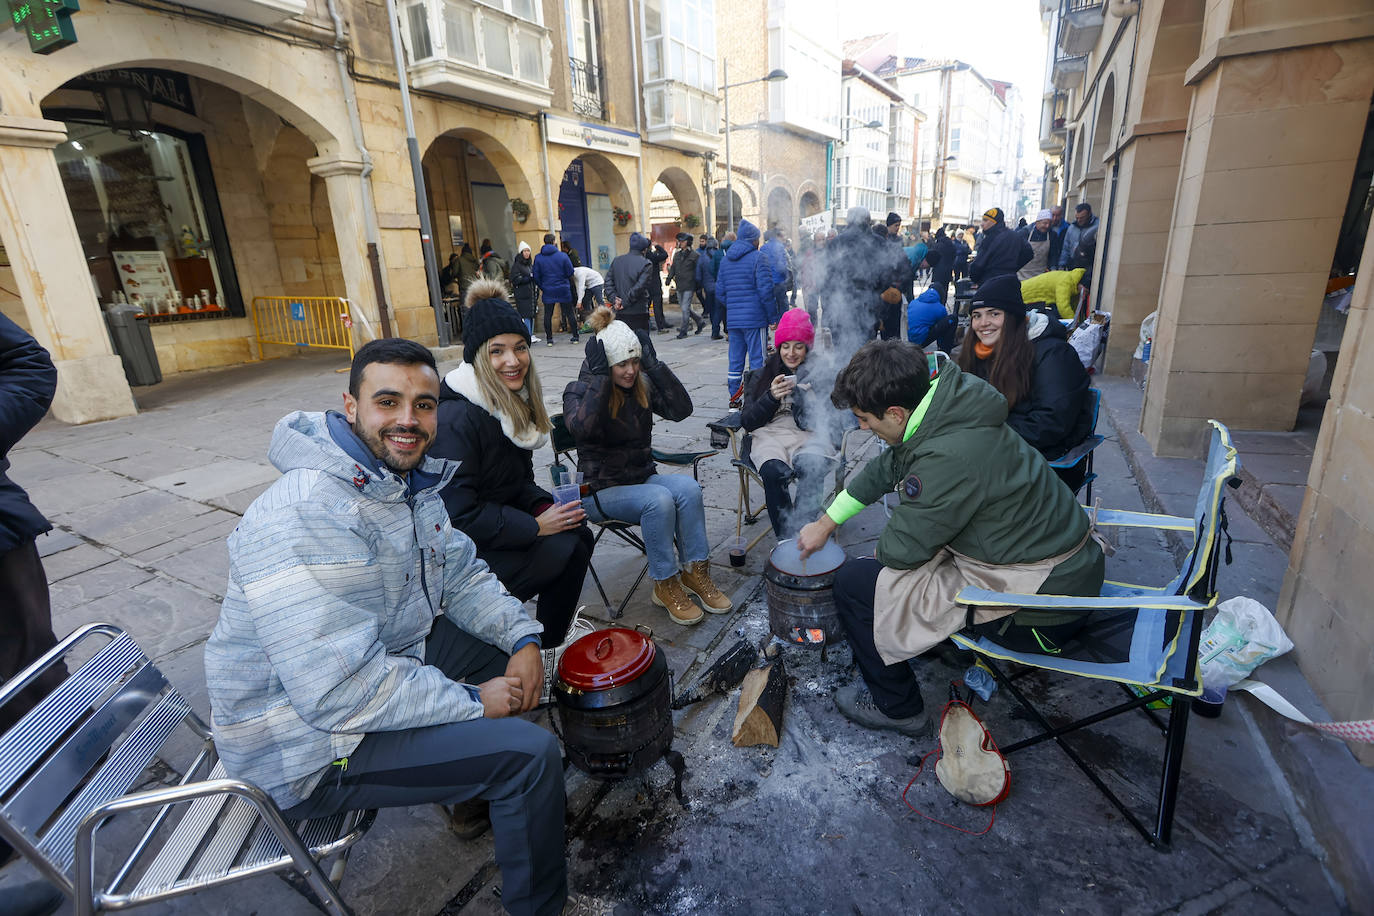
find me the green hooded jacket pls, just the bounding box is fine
[841,357,1103,599]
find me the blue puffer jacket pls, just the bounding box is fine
[0,313,56,555]
[531,244,575,302]
[204,411,542,809]
[906,287,948,346]
[715,220,776,328]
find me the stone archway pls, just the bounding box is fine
[797,182,823,219]
[0,4,365,420]
[651,165,704,227]
[766,184,794,234]
[422,129,541,268]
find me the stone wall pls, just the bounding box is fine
[1278,216,1374,767]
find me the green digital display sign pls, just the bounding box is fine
[9,0,80,54]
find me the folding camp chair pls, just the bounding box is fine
[950,420,1241,848]
[549,413,716,618]
[0,623,375,915]
[1049,387,1105,503]
[706,371,864,556]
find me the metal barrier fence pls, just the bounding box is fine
[252,297,356,359]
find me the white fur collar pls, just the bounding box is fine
[444,362,548,451]
[1027,310,1050,341]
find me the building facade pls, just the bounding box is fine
[0,0,717,424]
[712,0,840,237]
[1036,0,1374,771]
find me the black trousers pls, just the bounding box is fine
[650,287,669,329]
[0,539,66,736]
[543,300,578,340]
[832,557,925,718]
[758,456,831,540]
[479,526,594,643]
[284,617,566,916]
[878,300,902,340]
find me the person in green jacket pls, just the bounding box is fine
[797,340,1104,736]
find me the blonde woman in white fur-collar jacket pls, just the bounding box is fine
[430,280,593,645]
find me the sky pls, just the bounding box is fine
[837,0,1049,175]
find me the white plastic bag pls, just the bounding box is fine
[1133,311,1157,360]
[1198,597,1294,689]
[1068,322,1101,369]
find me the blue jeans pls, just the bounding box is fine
[727,326,766,394]
[584,474,709,581]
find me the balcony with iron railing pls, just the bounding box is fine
[402,0,552,115]
[643,80,720,155]
[1057,0,1105,56]
[569,58,606,121]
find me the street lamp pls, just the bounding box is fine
[831,116,884,226]
[721,65,787,231]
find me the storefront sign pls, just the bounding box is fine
[69,69,197,116]
[9,0,79,54]
[545,114,641,159]
[113,251,175,303]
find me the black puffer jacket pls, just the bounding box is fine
[562,359,692,492]
[0,313,56,554]
[969,223,1034,284]
[929,235,955,286]
[740,352,834,442]
[509,254,537,319]
[604,248,654,318]
[431,363,553,551]
[965,313,1093,460]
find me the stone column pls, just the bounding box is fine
[1142,34,1374,456]
[307,153,388,343]
[0,116,137,423]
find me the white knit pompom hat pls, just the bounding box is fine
[587,306,642,366]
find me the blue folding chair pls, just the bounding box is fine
[951,420,1241,847]
[1048,387,1104,503]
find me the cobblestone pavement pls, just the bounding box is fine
[2,329,1352,914]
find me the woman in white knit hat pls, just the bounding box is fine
[562,306,733,625]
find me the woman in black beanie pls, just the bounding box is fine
[955,274,1094,491]
[430,279,593,646]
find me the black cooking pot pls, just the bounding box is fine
[764,540,847,647]
[554,627,673,777]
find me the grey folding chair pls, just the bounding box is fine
[0,623,374,915]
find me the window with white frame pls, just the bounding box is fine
[405,0,547,85]
[643,0,718,136]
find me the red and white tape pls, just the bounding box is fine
[1232,680,1374,744]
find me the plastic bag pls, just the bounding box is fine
[1198,597,1294,689]
[1133,311,1157,360]
[1067,322,1102,369]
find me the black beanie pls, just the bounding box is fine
[462,297,530,364]
[970,274,1025,314]
[886,211,902,227]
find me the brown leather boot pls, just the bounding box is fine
[652,575,703,625]
[679,560,733,613]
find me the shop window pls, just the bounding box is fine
[54,125,242,321]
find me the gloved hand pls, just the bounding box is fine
[634,329,659,370]
[584,335,609,376]
[880,287,903,305]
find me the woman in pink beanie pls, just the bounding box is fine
[739,308,841,538]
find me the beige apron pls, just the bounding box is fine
[749,416,835,469]
[1018,235,1051,281]
[872,532,1091,665]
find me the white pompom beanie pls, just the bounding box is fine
[587,306,641,366]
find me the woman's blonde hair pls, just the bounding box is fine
[465,279,552,437]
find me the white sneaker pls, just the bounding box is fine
[531,336,542,343]
[541,607,597,705]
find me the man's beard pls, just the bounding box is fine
[355,422,430,473]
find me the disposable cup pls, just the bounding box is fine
[728,535,747,567]
[552,484,580,505]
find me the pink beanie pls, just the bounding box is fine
[775,308,815,348]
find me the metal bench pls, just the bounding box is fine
[0,623,374,915]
